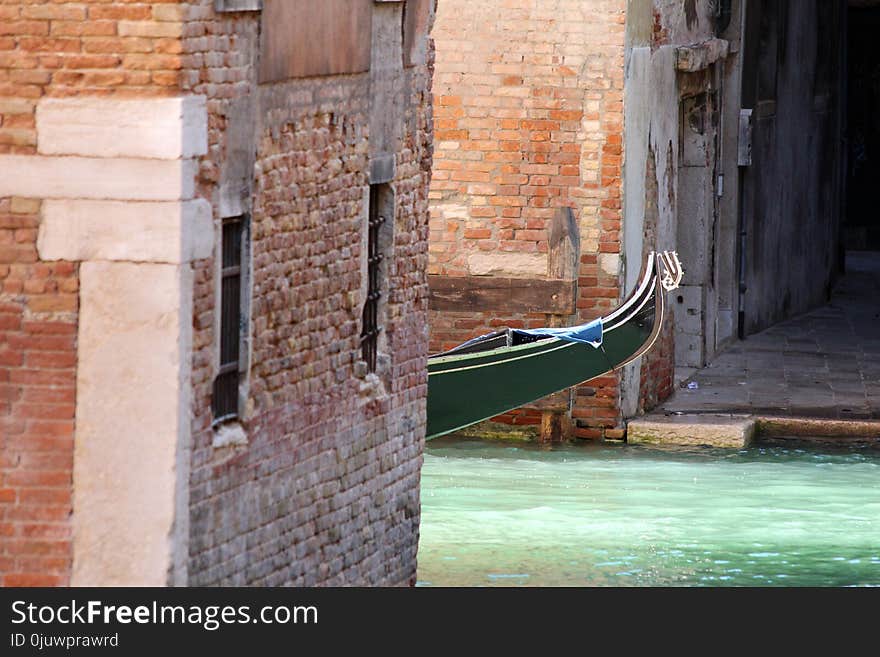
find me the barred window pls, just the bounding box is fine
[361,187,386,373]
[213,215,247,423]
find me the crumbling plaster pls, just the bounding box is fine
[620,0,728,415]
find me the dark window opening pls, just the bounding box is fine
[361,187,385,373]
[213,215,246,423]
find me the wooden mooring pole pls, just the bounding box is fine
[535,391,572,443]
[536,207,580,443]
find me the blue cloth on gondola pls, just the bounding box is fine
[512,318,603,347]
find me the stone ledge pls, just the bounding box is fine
[0,155,198,201]
[627,413,755,448]
[38,199,213,264]
[467,251,548,277]
[370,153,396,184]
[451,419,538,442]
[756,416,880,439]
[37,96,208,160]
[215,0,262,11]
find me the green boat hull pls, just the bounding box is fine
[426,253,671,439]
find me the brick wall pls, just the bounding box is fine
[0,196,76,587]
[428,0,626,438]
[0,1,187,154]
[0,1,190,587]
[1,0,433,586]
[184,2,433,585]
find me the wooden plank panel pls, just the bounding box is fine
[259,0,372,83]
[428,275,577,315]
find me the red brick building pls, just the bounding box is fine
[428,0,630,439]
[1,0,435,586]
[428,0,847,441]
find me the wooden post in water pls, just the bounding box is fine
[534,392,572,443]
[536,207,580,443]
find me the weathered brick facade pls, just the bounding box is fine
[1,0,434,586]
[0,1,181,586]
[1,0,188,587]
[428,0,626,438]
[185,1,434,583]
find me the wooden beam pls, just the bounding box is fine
[428,275,576,314]
[548,206,580,281]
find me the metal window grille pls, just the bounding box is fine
[361,188,385,372]
[212,216,244,423]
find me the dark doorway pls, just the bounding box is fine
[846,4,880,251]
[737,0,844,337]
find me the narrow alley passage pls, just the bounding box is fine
[661,253,880,420]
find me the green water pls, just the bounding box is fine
[417,437,880,586]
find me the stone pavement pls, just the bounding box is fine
[658,252,880,421]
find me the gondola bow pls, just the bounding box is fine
[425,251,683,439]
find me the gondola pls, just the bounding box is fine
[425,251,683,439]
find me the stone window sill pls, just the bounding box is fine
[212,421,248,449]
[214,0,262,12]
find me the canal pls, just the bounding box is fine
[417,436,880,586]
